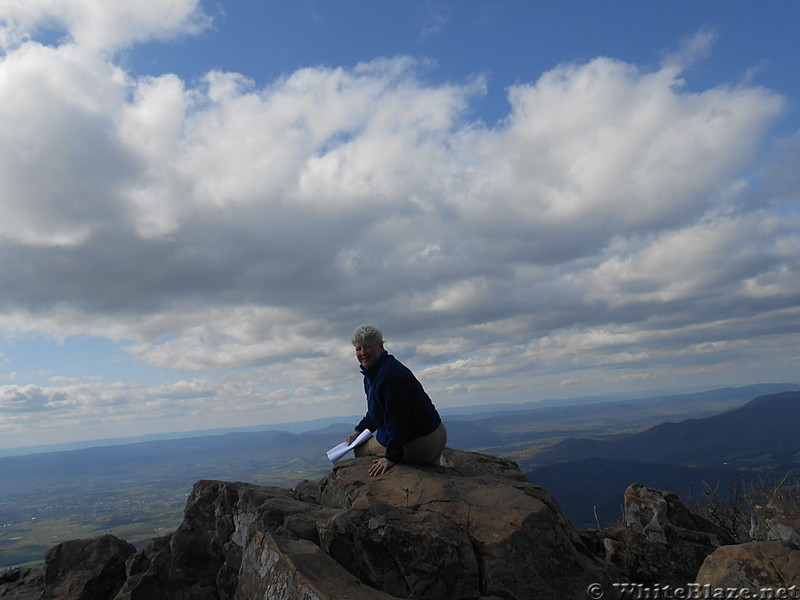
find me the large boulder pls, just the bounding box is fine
[43,534,135,600]
[696,540,800,590]
[600,483,734,585]
[319,449,617,599]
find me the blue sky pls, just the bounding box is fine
[0,1,799,450]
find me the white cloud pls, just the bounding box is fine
[0,0,210,52]
[457,56,784,238]
[0,42,131,246]
[0,5,798,445]
[0,384,69,412]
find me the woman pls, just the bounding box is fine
[346,324,447,476]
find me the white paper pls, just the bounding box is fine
[326,429,373,464]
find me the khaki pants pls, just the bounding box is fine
[355,422,447,464]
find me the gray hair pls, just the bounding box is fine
[351,324,384,346]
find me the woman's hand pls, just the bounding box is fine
[368,457,394,477]
[345,432,359,445]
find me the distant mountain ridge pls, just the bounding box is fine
[0,416,362,458]
[2,384,798,496]
[3,382,795,458]
[0,427,347,498]
[527,391,800,526]
[533,391,800,468]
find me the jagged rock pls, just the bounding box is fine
[43,534,135,600]
[695,540,800,589]
[599,483,734,585]
[9,449,800,599]
[0,566,43,599]
[122,448,620,599]
[1,449,621,600]
[114,481,338,600]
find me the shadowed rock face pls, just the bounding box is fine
[0,567,44,600]
[44,534,135,600]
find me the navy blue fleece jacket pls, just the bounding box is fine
[354,351,441,463]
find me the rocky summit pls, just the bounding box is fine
[2,447,799,599]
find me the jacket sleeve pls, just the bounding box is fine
[355,413,376,433]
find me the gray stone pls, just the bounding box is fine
[235,530,401,600]
[750,505,800,549]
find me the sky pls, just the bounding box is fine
[0,1,799,451]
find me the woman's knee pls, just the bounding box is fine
[355,436,386,458]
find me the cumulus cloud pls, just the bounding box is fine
[0,0,209,52]
[0,5,798,445]
[0,384,69,412]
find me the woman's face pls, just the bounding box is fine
[354,340,383,370]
